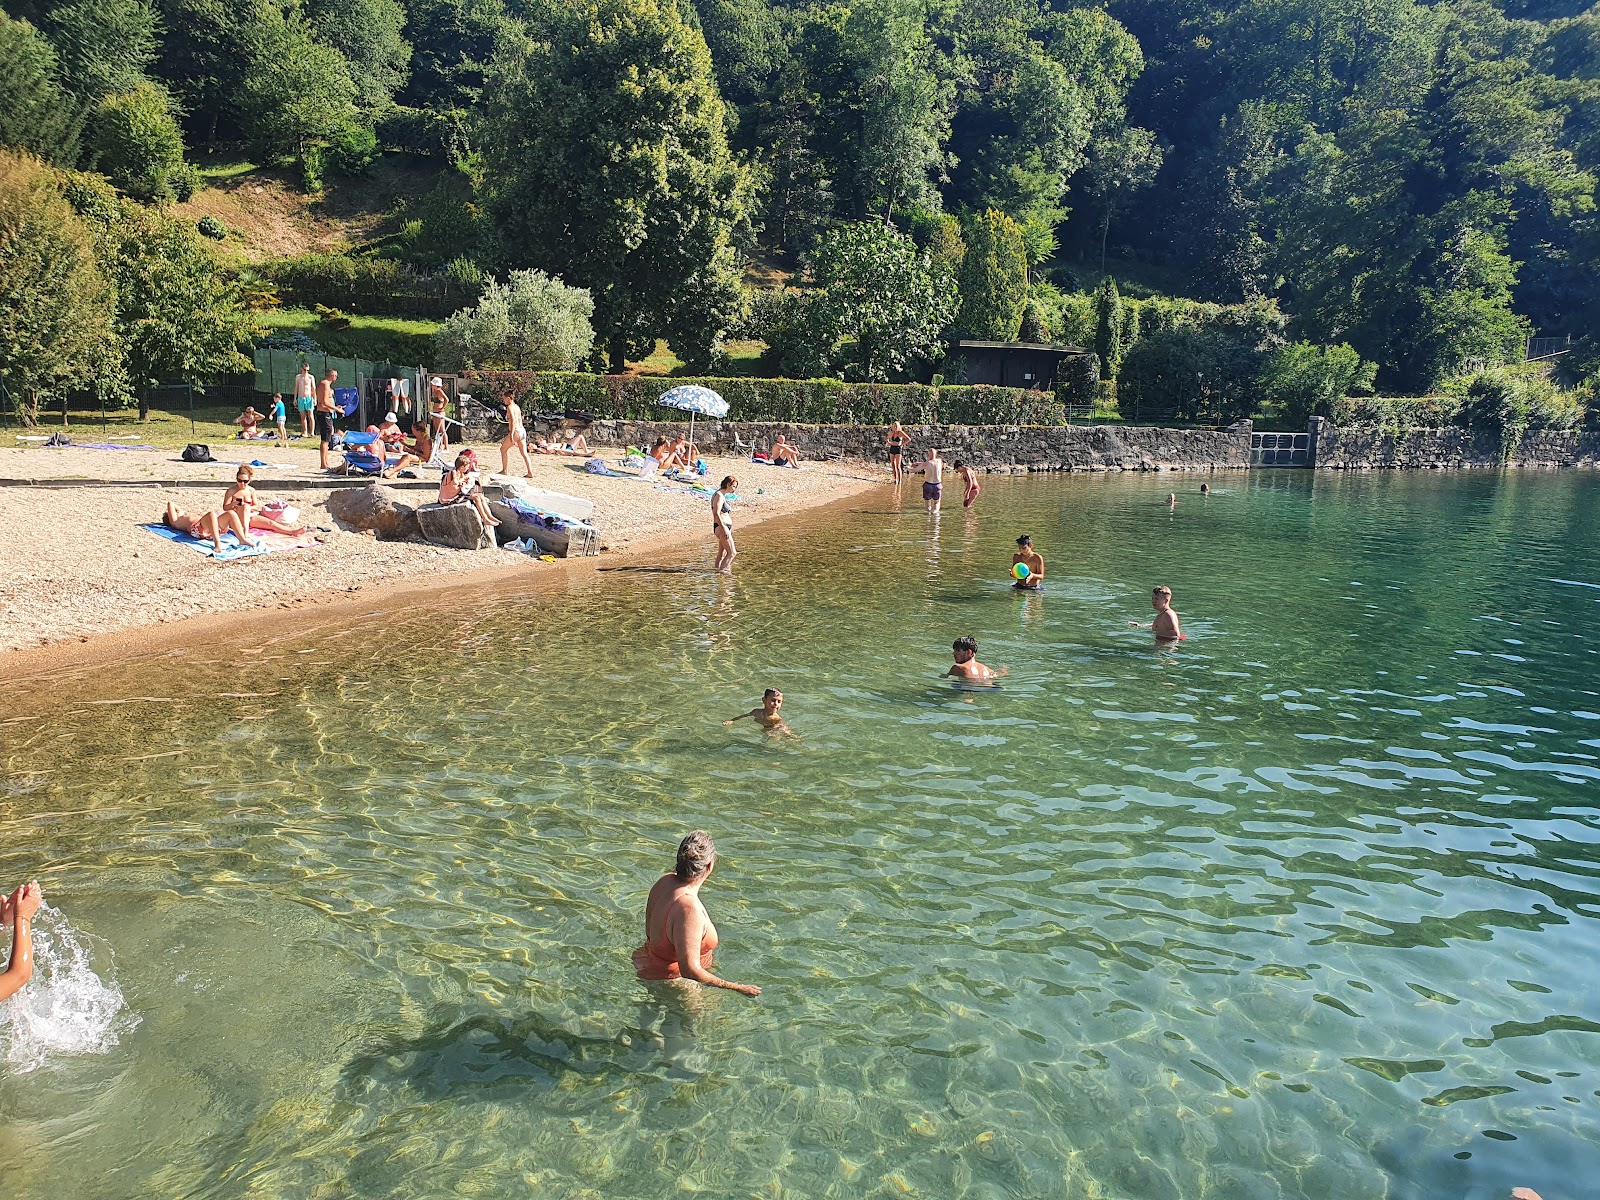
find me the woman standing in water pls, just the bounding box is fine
[634,833,760,996]
[712,475,737,574]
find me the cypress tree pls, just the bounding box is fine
[956,208,1028,340]
[1095,276,1123,380]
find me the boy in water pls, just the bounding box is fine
[1132,585,1184,640]
[724,688,789,733]
[955,460,981,509]
[1012,534,1044,589]
[948,636,997,685]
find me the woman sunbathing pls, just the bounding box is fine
[226,465,306,534]
[164,501,259,552]
[532,433,592,456]
[439,451,500,528]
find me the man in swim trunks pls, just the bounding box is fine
[1131,585,1184,640]
[724,688,788,733]
[1,879,43,1003]
[914,447,944,513]
[315,369,339,470]
[955,460,981,509]
[1012,534,1044,589]
[948,635,997,684]
[884,422,910,483]
[294,363,315,437]
[634,832,760,996]
[770,435,801,467]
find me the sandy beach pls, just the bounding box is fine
[0,439,880,663]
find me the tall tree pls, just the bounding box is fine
[483,0,750,371]
[238,7,364,189]
[306,0,412,111]
[37,0,162,112]
[957,209,1029,339]
[0,151,119,425]
[1094,276,1123,379]
[0,15,83,164]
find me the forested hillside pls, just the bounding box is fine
[1,0,1596,426]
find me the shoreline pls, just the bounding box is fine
[0,441,882,676]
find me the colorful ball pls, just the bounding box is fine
[1013,563,1031,581]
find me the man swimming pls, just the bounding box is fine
[948,635,998,685]
[724,688,788,732]
[1131,585,1184,640]
[1012,534,1045,589]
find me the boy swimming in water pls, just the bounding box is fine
[948,636,998,685]
[724,688,789,732]
[1131,586,1184,640]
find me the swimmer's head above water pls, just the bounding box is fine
[1016,534,1032,548]
[675,831,717,881]
[762,688,783,714]
[952,635,978,662]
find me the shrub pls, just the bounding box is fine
[434,270,595,371]
[314,304,353,331]
[1258,342,1377,426]
[1118,327,1260,424]
[469,373,1064,426]
[327,123,379,177]
[196,215,226,241]
[1334,394,1461,428]
[91,84,186,203]
[170,160,201,202]
[1448,366,1586,459]
[260,252,467,318]
[1057,353,1099,410]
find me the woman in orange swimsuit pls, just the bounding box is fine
[633,831,761,996]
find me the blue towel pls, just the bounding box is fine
[141,522,267,561]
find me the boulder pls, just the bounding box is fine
[416,501,490,550]
[326,484,420,541]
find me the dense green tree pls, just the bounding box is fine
[1094,276,1123,379]
[1258,341,1377,424]
[483,0,749,371]
[91,84,187,203]
[776,221,958,380]
[434,270,595,370]
[1083,126,1163,272]
[150,0,268,144]
[397,0,509,111]
[238,8,364,189]
[0,15,82,164]
[957,209,1029,339]
[307,0,412,111]
[1118,326,1261,423]
[0,151,119,425]
[37,0,162,112]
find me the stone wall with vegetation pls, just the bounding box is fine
[1316,426,1600,469]
[586,420,1251,473]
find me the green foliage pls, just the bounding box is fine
[1057,351,1099,409]
[507,372,1064,425]
[1259,342,1378,425]
[261,253,470,318]
[238,9,364,190]
[434,270,595,371]
[957,209,1029,340]
[1094,276,1122,380]
[777,221,959,382]
[0,15,81,164]
[38,0,161,110]
[1334,394,1463,429]
[196,215,227,241]
[0,151,119,423]
[306,0,411,111]
[484,0,748,372]
[1017,301,1045,343]
[1117,327,1262,424]
[91,84,187,203]
[1451,365,1585,458]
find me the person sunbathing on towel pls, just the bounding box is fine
[234,406,267,439]
[770,435,800,467]
[532,433,592,456]
[164,501,258,552]
[226,464,304,534]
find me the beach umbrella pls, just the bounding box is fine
[657,385,729,454]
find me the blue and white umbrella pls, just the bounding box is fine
[658,385,729,450]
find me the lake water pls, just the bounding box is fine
[2,469,1598,1199]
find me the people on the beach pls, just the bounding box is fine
[271,394,288,446]
[712,474,737,573]
[234,405,266,439]
[164,500,257,552]
[376,413,421,478]
[948,635,997,685]
[770,435,800,467]
[293,363,316,437]
[406,421,434,467]
[500,393,534,478]
[1,880,43,1004]
[633,831,760,996]
[885,421,910,483]
[914,447,944,513]
[1012,534,1044,589]
[533,433,591,456]
[223,464,260,529]
[315,369,339,470]
[724,688,788,732]
[955,460,981,509]
[439,451,499,528]
[642,436,670,479]
[1131,585,1184,640]
[428,377,450,451]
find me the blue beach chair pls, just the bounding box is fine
[340,430,387,475]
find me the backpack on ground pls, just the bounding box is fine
[182,443,213,463]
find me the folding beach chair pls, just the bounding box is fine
[339,430,387,475]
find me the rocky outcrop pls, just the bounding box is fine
[325,484,420,540]
[415,501,491,550]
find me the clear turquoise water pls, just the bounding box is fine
[2,470,1599,1199]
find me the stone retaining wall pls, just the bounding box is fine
[585,419,1252,473]
[1316,426,1600,469]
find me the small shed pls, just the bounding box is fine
[948,341,1091,390]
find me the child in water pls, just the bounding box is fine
[1131,585,1184,640]
[954,461,981,509]
[725,688,789,733]
[948,636,999,685]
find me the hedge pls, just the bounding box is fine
[464,372,1067,426]
[261,253,476,320]
[1333,395,1461,428]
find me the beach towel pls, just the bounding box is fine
[75,442,161,451]
[141,523,320,561]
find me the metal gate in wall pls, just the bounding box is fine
[1251,431,1312,467]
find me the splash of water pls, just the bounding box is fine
[0,905,136,1074]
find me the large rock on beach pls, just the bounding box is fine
[327,484,420,541]
[416,501,491,550]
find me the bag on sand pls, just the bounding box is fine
[182,443,213,463]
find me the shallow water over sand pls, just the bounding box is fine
[2,469,1599,1199]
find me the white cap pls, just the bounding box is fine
[385,411,397,423]
[431,377,443,386]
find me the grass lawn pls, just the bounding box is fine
[258,308,440,365]
[4,401,277,452]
